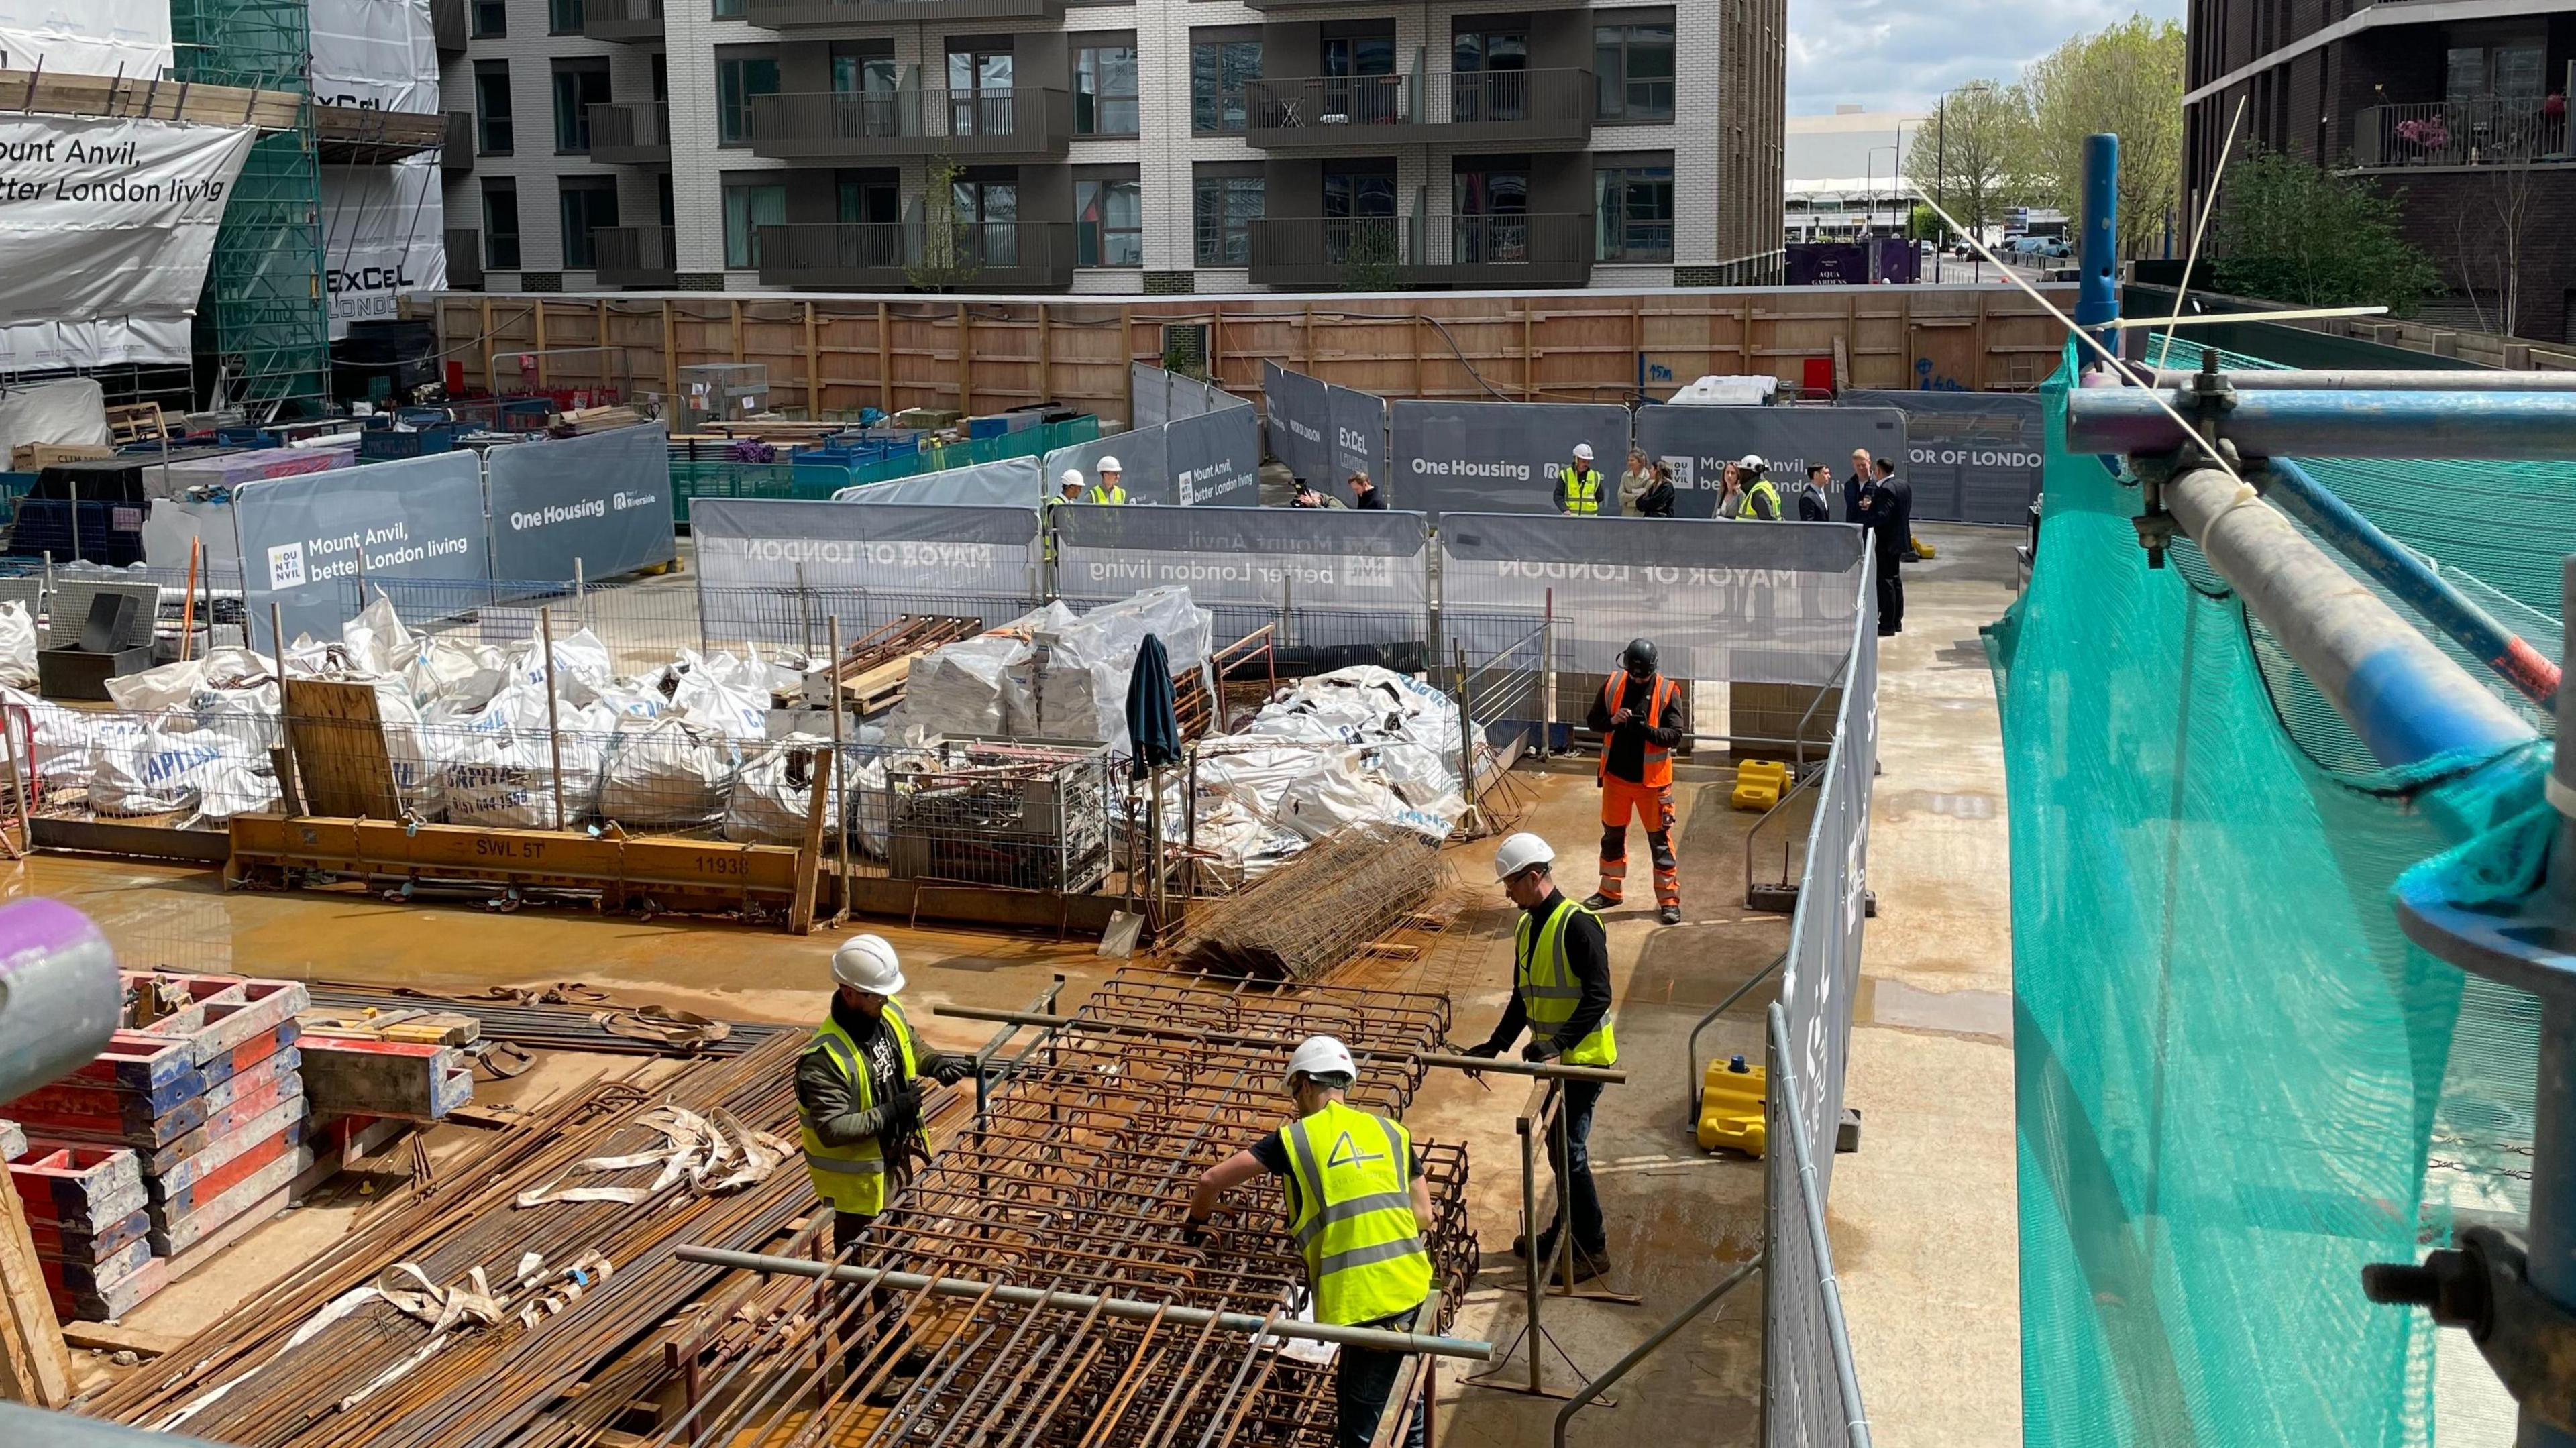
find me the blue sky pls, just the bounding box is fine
[1786,0,2188,115]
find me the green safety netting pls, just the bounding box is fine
[669,416,1103,524]
[1990,341,2565,1445]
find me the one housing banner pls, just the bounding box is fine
[486,424,679,583]
[0,116,257,369]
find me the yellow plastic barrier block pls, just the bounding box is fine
[1697,1054,1768,1155]
[1731,759,1788,812]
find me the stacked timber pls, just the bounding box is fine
[0,972,313,1317]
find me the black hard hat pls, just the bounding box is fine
[1621,638,1658,673]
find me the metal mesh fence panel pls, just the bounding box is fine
[1437,512,1868,688]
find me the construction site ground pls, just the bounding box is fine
[5,523,2019,1445]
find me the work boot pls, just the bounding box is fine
[1581,893,1619,911]
[1568,1245,1613,1284]
[1504,1231,1559,1266]
[1658,905,1683,926]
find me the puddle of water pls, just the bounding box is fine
[1856,977,2012,1040]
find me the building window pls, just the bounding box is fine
[2446,40,2546,100]
[724,179,784,268]
[471,0,505,38]
[1077,174,1142,267]
[483,178,521,269]
[1595,162,1674,261]
[1073,39,1138,136]
[553,62,610,152]
[718,56,780,146]
[559,179,619,269]
[1190,34,1261,135]
[1593,17,1675,123]
[549,0,584,34]
[1193,168,1263,267]
[474,61,513,154]
[712,0,743,15]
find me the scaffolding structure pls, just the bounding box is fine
[170,0,331,419]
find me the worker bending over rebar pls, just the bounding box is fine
[1184,1036,1436,1448]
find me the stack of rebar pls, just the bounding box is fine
[649,969,1477,1448]
[1171,823,1447,981]
[301,981,797,1058]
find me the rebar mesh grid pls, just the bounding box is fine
[1169,824,1448,982]
[653,970,1474,1448]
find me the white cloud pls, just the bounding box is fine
[1786,0,2187,115]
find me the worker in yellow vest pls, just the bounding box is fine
[1459,833,1617,1280]
[797,934,976,1255]
[1088,454,1130,504]
[1184,1036,1434,1448]
[1731,455,1783,520]
[1554,442,1603,515]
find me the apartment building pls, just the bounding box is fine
[437,0,1783,295]
[2184,0,2576,340]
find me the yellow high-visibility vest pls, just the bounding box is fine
[1513,898,1617,1065]
[1280,1099,1431,1327]
[800,1001,919,1217]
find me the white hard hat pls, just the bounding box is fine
[1285,1034,1358,1090]
[1493,831,1555,881]
[1572,443,1595,461]
[1059,468,1085,490]
[1096,455,1122,472]
[830,933,906,995]
[1739,453,1766,469]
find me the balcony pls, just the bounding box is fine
[582,0,663,41]
[1243,70,1593,152]
[2353,98,2572,168]
[745,0,1061,25]
[1248,213,1593,290]
[432,0,466,53]
[755,221,1077,290]
[441,110,475,171]
[747,89,1072,161]
[588,103,671,164]
[447,229,484,289]
[594,227,679,287]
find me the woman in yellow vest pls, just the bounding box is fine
[796,934,975,1255]
[1183,1036,1434,1448]
[1458,833,1617,1280]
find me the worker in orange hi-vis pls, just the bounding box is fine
[1583,638,1688,925]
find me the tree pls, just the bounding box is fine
[905,156,983,292]
[2449,161,2540,336]
[2206,148,2443,311]
[1903,80,2028,241]
[2016,15,2186,256]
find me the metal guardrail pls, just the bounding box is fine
[587,102,669,164]
[1244,69,1593,150]
[1247,213,1593,289]
[592,226,678,286]
[2352,97,2571,168]
[581,0,663,40]
[746,87,1073,160]
[745,0,1062,23]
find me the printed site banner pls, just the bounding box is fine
[321,158,445,337]
[1166,404,1260,506]
[1054,504,1429,623]
[1388,401,1632,517]
[307,0,441,114]
[485,423,678,583]
[1631,406,1907,520]
[688,498,1041,642]
[0,116,258,368]
[1261,362,1389,495]
[235,450,490,651]
[1840,390,2045,525]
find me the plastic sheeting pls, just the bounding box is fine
[888,588,1213,756]
[0,378,109,459]
[835,456,1043,508]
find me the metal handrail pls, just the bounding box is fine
[1790,650,1854,773]
[1743,758,1827,905]
[1551,1254,1763,1447]
[1684,949,1785,1118]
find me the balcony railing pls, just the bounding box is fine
[432,0,466,52]
[747,88,1072,160]
[2353,97,2572,168]
[1243,70,1593,150]
[1248,213,1593,289]
[582,0,663,41]
[755,221,1077,290]
[447,228,484,289]
[745,0,1061,25]
[594,226,679,286]
[588,102,671,164]
[441,110,474,170]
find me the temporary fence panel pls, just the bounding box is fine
[484,423,679,584]
[1053,504,1431,658]
[234,449,490,652]
[1437,512,1867,687]
[1387,400,1632,517]
[1261,361,1390,491]
[1632,406,1907,520]
[688,497,1042,651]
[1841,390,2043,525]
[1131,361,1244,426]
[837,455,1044,508]
[1044,427,1170,506]
[1167,404,1260,507]
[1778,572,1875,1186]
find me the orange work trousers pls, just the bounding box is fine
[1597,777,1678,907]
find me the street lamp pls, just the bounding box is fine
[1865,146,1900,237]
